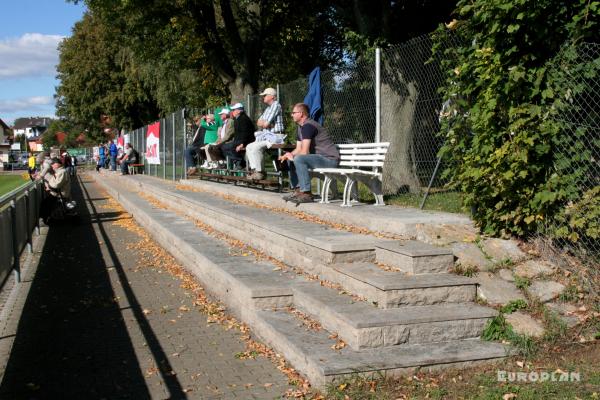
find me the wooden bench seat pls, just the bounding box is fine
[313,142,390,207]
[127,163,145,175]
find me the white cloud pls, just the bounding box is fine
[0,33,64,79]
[0,96,54,114]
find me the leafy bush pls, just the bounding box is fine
[433,0,599,238]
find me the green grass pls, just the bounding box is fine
[0,174,29,197]
[386,191,465,214]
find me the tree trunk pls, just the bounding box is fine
[227,77,255,104]
[381,81,422,194]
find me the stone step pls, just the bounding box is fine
[118,176,380,266]
[100,180,298,315]
[293,283,496,350]
[249,309,507,388]
[103,176,476,308]
[376,240,454,274]
[331,263,477,308]
[93,174,507,388]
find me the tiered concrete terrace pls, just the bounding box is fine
[94,173,507,388]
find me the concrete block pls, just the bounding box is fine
[376,240,453,274]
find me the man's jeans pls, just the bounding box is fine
[289,154,338,192]
[185,146,200,169]
[110,155,117,171]
[121,160,131,174]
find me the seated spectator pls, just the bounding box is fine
[40,158,71,222]
[119,143,139,175]
[222,103,255,170]
[279,103,340,203]
[206,108,234,168]
[186,114,219,175]
[245,88,284,180]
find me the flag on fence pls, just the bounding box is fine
[145,122,161,164]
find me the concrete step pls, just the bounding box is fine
[92,174,507,388]
[376,240,454,274]
[331,263,477,308]
[293,283,496,350]
[102,175,475,307]
[250,309,507,388]
[100,180,298,315]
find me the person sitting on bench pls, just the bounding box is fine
[206,107,234,168]
[186,113,218,176]
[244,88,285,181]
[119,143,139,175]
[279,103,339,204]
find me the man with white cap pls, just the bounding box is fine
[206,107,234,168]
[244,88,285,180]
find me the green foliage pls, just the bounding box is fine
[558,284,578,303]
[553,186,600,243]
[501,299,528,314]
[56,12,160,133]
[433,0,600,239]
[482,314,537,357]
[514,275,531,290]
[452,264,479,277]
[542,308,568,342]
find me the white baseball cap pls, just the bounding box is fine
[259,88,276,96]
[218,107,230,115]
[230,103,244,110]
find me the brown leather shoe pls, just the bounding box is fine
[249,171,264,181]
[291,192,314,203]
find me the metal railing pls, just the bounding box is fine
[0,181,43,288]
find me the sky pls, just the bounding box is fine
[0,0,87,126]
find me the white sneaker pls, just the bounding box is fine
[200,161,209,168]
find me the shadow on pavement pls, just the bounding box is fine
[0,176,186,399]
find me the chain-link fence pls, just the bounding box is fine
[532,42,600,261]
[380,34,464,197]
[125,109,187,181]
[109,35,598,261]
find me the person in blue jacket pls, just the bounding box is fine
[109,140,118,171]
[98,143,106,170]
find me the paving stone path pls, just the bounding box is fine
[0,176,290,399]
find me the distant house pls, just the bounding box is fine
[0,118,13,164]
[12,117,52,139]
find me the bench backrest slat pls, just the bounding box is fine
[337,142,390,149]
[335,142,389,169]
[339,160,385,167]
[340,154,387,161]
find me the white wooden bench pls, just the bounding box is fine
[313,142,390,207]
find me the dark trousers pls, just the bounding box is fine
[221,142,245,166]
[185,146,206,168]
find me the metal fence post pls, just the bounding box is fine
[172,112,176,180]
[375,47,381,143]
[162,118,166,179]
[10,200,20,283]
[182,109,187,180]
[25,190,32,253]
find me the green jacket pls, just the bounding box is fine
[201,113,223,144]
